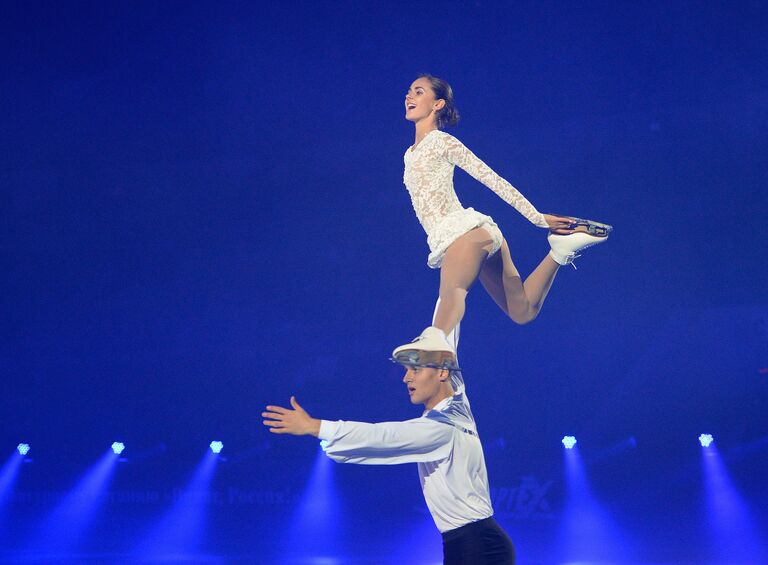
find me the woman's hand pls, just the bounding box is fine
[543,214,575,235]
[262,396,321,437]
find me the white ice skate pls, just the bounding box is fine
[391,326,456,367]
[548,217,612,267]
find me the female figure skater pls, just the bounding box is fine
[392,74,612,357]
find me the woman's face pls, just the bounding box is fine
[405,78,444,124]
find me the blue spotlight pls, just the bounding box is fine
[562,436,577,449]
[1,451,25,505]
[209,441,223,454]
[701,441,763,560]
[559,441,633,561]
[30,447,120,553]
[699,434,714,448]
[1,451,26,548]
[135,448,220,559]
[111,442,125,455]
[17,443,30,456]
[285,444,341,559]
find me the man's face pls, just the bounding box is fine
[402,365,447,407]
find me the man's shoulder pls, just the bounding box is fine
[422,409,454,427]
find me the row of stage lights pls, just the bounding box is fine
[15,436,717,456]
[15,441,225,456]
[560,434,715,449]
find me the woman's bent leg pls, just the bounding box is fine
[432,228,495,335]
[479,239,559,324]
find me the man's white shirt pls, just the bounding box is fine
[317,301,492,532]
[318,392,494,533]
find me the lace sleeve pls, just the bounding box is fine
[441,133,549,228]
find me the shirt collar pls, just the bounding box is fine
[423,395,453,415]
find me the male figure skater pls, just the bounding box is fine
[262,317,515,564]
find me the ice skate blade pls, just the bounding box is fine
[390,351,461,371]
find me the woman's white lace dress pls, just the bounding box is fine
[403,129,549,268]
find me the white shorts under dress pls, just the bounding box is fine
[426,207,503,269]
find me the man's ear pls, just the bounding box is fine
[439,368,450,382]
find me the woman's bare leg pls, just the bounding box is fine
[432,228,495,334]
[479,239,560,324]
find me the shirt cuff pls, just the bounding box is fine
[318,419,340,441]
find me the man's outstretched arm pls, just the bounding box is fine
[262,396,321,437]
[262,396,453,465]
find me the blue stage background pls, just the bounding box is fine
[2,1,767,563]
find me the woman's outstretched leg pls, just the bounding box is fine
[479,239,559,324]
[431,228,495,335]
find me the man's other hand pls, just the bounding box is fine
[262,396,321,437]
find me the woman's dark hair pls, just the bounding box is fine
[418,73,460,129]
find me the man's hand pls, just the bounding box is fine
[262,396,321,437]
